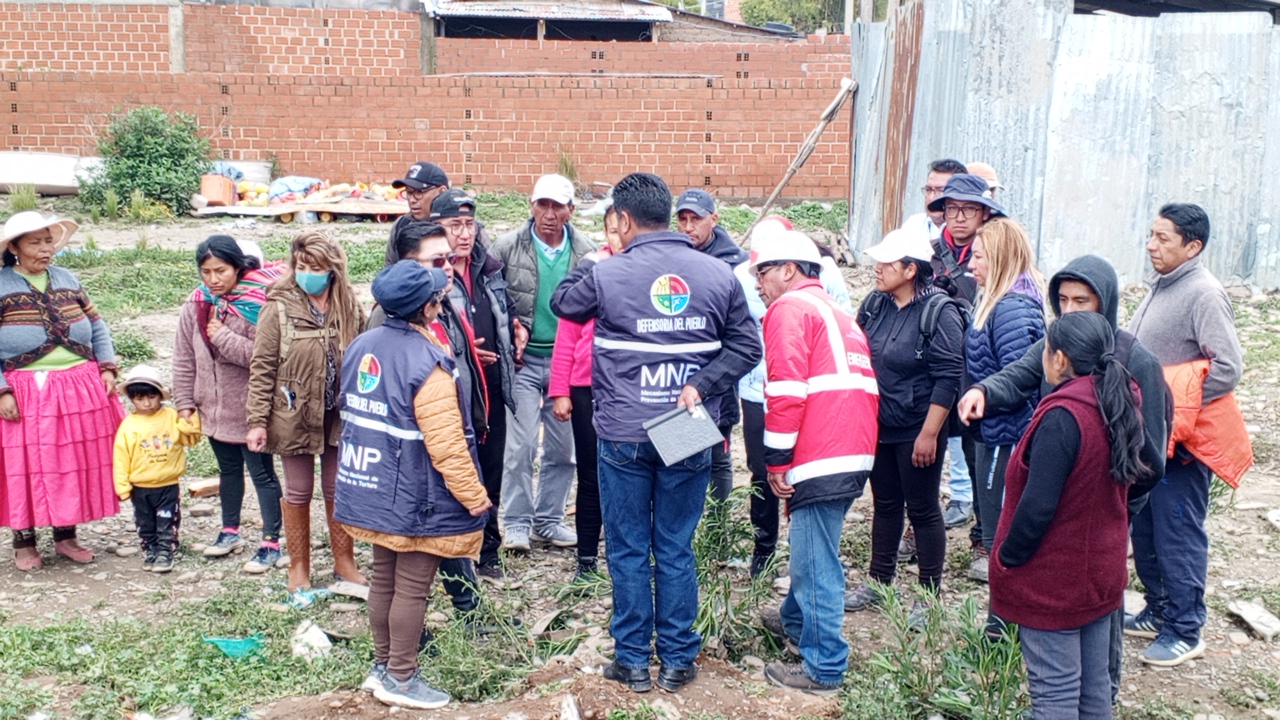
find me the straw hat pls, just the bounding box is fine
[0,211,79,257]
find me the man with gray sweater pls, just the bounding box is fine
[1123,203,1243,668]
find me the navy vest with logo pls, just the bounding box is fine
[589,231,741,442]
[334,318,484,538]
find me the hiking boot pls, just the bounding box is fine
[1123,607,1164,639]
[361,662,388,692]
[1139,634,1205,667]
[203,530,246,557]
[967,544,989,583]
[656,663,698,693]
[907,599,931,631]
[533,523,578,548]
[503,525,531,552]
[943,500,973,528]
[760,607,800,655]
[897,527,916,564]
[151,548,175,574]
[373,670,451,710]
[143,546,158,571]
[602,660,652,693]
[763,662,840,697]
[476,559,505,585]
[242,545,281,574]
[843,583,884,613]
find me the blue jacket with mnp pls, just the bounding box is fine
[333,317,484,538]
[551,230,761,443]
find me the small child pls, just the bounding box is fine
[113,365,203,573]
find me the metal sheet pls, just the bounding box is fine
[431,0,672,21]
[879,0,925,238]
[1259,27,1280,288]
[849,20,889,253]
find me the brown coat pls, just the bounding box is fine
[246,284,365,456]
[172,300,257,444]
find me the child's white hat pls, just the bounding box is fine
[121,364,169,399]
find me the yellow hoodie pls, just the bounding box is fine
[113,407,203,500]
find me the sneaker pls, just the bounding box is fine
[151,548,175,574]
[1123,607,1164,639]
[573,557,604,584]
[943,500,973,528]
[763,662,840,697]
[533,523,577,548]
[760,607,800,655]
[656,663,698,693]
[361,662,388,692]
[967,545,989,583]
[203,531,246,557]
[242,546,281,574]
[843,583,885,613]
[602,660,652,693]
[502,526,531,552]
[476,559,505,585]
[750,552,773,579]
[1139,634,1206,667]
[897,527,916,564]
[906,599,931,630]
[373,670,451,710]
[143,547,158,571]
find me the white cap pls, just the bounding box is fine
[747,230,822,276]
[236,239,265,266]
[121,364,169,398]
[865,227,935,264]
[531,174,575,205]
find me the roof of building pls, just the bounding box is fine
[427,0,673,22]
[1075,0,1280,15]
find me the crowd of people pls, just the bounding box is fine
[0,156,1252,717]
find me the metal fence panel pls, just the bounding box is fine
[849,21,890,253]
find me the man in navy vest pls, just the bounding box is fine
[552,172,761,694]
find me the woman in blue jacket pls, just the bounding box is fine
[963,217,1046,584]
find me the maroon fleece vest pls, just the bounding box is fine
[990,375,1130,631]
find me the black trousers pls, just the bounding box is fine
[869,438,947,591]
[709,424,734,504]
[741,399,779,558]
[207,437,283,541]
[477,375,506,567]
[569,385,603,560]
[132,484,181,551]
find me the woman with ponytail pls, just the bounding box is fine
[990,311,1148,719]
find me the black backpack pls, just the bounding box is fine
[858,291,966,362]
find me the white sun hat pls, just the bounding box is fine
[0,211,79,257]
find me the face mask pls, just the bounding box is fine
[295,270,332,296]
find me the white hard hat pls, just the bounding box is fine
[865,227,935,264]
[748,230,822,277]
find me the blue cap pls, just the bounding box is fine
[372,260,449,319]
[675,188,717,217]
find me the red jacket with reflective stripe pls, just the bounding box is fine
[763,280,879,510]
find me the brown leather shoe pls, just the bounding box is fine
[325,498,367,585]
[282,500,312,592]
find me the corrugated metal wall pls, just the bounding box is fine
[850,1,1280,288]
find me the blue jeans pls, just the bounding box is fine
[946,435,972,503]
[598,439,711,670]
[1020,613,1113,720]
[1130,454,1211,643]
[779,497,853,686]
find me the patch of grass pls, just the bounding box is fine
[257,236,385,284]
[8,183,39,213]
[185,438,221,478]
[112,328,157,365]
[0,672,52,720]
[55,246,196,321]
[102,187,120,220]
[1116,699,1196,719]
[475,191,533,226]
[693,486,780,659]
[607,702,665,720]
[716,206,758,235]
[0,580,365,719]
[781,200,849,234]
[421,587,540,702]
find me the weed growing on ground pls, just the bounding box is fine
[186,438,222,477]
[692,486,779,658]
[9,184,38,213]
[420,584,546,702]
[607,701,664,720]
[475,191,535,226]
[1116,699,1196,719]
[112,328,157,365]
[126,189,176,223]
[102,188,121,219]
[1208,475,1236,515]
[55,246,196,320]
[781,201,849,234]
[0,673,51,720]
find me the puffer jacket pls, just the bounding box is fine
[490,218,594,329]
[1164,359,1253,488]
[964,290,1045,446]
[246,283,366,456]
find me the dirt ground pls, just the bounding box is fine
[3,216,1280,719]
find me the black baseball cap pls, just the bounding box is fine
[392,162,449,191]
[675,189,717,217]
[430,189,476,220]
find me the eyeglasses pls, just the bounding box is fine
[406,187,436,200]
[428,253,459,269]
[944,205,984,220]
[922,186,947,198]
[441,219,476,234]
[756,263,785,277]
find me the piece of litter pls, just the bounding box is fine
[328,580,369,601]
[291,620,333,661]
[286,587,332,610]
[204,634,265,659]
[1227,599,1280,642]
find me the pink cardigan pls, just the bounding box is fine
[549,247,610,396]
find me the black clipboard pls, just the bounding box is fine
[642,402,723,467]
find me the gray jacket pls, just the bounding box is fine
[0,266,116,391]
[490,218,595,329]
[1129,257,1242,403]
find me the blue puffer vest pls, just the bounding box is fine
[334,318,485,538]
[965,292,1045,447]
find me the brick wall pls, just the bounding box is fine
[0,3,171,72]
[2,3,852,198]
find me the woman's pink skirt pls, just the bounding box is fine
[0,361,123,530]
